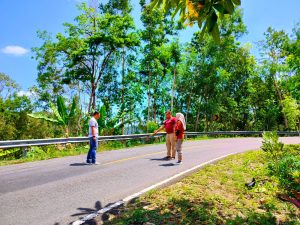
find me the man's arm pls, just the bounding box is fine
[91,126,96,140]
[154,125,165,134]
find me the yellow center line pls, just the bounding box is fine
[102,151,165,166]
[101,144,210,166]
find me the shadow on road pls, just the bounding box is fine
[149,157,169,161]
[69,163,89,166]
[72,201,103,217]
[159,163,176,167]
[70,200,126,225]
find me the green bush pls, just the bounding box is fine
[147,121,159,133]
[278,155,300,193]
[261,131,284,173]
[261,131,300,197]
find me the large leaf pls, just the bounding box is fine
[57,96,68,124]
[223,0,235,14]
[232,0,241,5]
[206,11,218,32]
[50,102,65,125]
[213,3,225,14]
[28,113,60,123]
[99,105,107,128]
[113,117,137,129]
[211,22,220,43]
[68,97,77,119]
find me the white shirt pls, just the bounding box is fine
[88,117,98,137]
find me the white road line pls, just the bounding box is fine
[71,152,238,225]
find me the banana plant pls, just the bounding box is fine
[99,103,138,135]
[28,96,77,137]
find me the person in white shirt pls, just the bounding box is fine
[86,111,100,165]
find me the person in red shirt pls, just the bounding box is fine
[153,111,177,160]
[175,113,186,164]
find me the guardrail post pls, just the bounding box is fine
[21,147,27,157]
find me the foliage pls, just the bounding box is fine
[150,0,241,42]
[262,131,300,198]
[261,131,284,173]
[281,95,300,132]
[2,1,300,143]
[28,96,77,137]
[33,2,140,112]
[147,121,159,133]
[278,155,300,193]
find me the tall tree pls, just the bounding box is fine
[259,27,290,129]
[33,2,139,113]
[139,0,179,124]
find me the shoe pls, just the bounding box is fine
[163,156,171,160]
[85,162,92,165]
[177,160,182,164]
[92,162,100,165]
[171,157,175,160]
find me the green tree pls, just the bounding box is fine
[259,27,290,129]
[33,2,139,113]
[176,9,253,131]
[139,1,180,125]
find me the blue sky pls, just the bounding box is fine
[0,0,299,93]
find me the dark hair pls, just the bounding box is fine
[93,111,100,116]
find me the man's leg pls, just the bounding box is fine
[170,133,176,158]
[86,137,93,163]
[176,139,183,162]
[91,138,98,164]
[166,134,171,157]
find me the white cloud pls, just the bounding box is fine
[1,45,29,56]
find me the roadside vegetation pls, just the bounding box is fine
[102,133,299,225]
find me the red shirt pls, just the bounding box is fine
[163,117,176,133]
[175,120,184,139]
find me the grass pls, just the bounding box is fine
[103,150,299,225]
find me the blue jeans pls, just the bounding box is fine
[87,137,98,163]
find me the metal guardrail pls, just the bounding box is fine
[185,131,300,136]
[0,133,164,150]
[1,131,299,150]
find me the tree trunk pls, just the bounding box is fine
[195,111,200,131]
[153,74,158,123]
[171,64,176,114]
[147,68,151,131]
[121,47,125,135]
[274,79,288,129]
[186,95,191,125]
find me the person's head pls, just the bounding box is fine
[176,112,186,130]
[176,113,184,120]
[165,111,172,119]
[93,111,100,120]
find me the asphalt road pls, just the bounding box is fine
[1,137,300,225]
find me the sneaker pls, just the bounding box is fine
[163,156,171,160]
[92,162,100,165]
[171,157,175,160]
[85,162,92,165]
[177,160,182,164]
